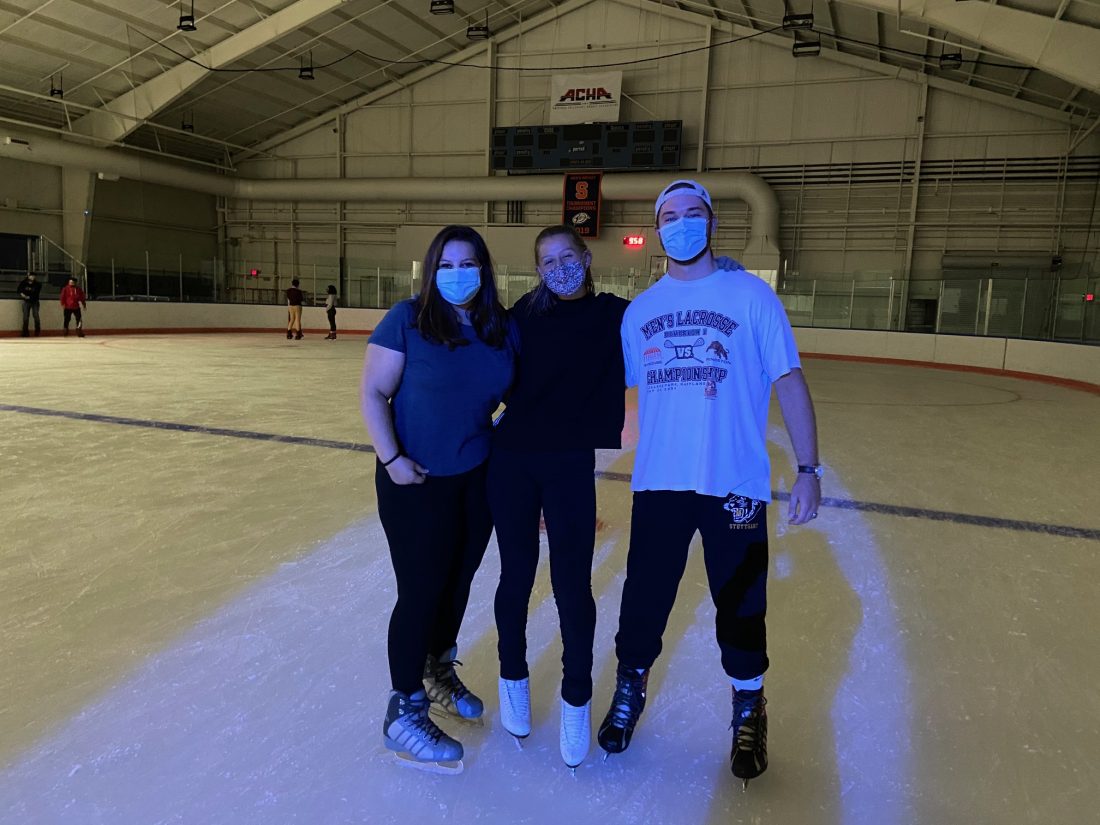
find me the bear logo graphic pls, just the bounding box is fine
[706,340,730,361]
[723,495,761,527]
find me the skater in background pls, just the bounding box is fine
[16,272,42,337]
[360,225,515,772]
[598,180,821,789]
[59,277,86,338]
[324,284,338,340]
[489,225,628,770]
[286,278,304,340]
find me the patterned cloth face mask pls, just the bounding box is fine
[436,267,481,305]
[542,260,587,296]
[657,216,710,262]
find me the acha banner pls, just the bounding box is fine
[548,71,622,125]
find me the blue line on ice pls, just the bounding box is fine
[3,402,1098,541]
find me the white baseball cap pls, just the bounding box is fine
[654,179,713,218]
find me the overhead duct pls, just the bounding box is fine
[0,129,780,260]
[0,130,237,197]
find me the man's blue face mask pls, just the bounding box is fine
[657,216,710,263]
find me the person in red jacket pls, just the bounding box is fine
[60,278,87,338]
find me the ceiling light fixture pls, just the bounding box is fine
[792,39,821,58]
[299,52,315,80]
[177,0,197,32]
[49,74,63,98]
[939,52,963,70]
[782,13,814,30]
[466,11,490,40]
[429,0,455,14]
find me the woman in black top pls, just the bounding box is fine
[489,225,628,769]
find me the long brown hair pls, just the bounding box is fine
[415,225,508,349]
[526,225,595,316]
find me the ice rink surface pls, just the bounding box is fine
[1,334,1098,825]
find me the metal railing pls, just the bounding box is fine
[12,245,1097,344]
[88,264,219,302]
[35,236,88,288]
[224,261,652,310]
[777,275,1098,343]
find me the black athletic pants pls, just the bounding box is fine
[375,459,493,696]
[615,490,770,680]
[63,308,82,329]
[488,447,597,706]
[327,307,336,332]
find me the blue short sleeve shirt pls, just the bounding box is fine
[370,299,515,475]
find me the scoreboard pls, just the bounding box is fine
[491,120,682,173]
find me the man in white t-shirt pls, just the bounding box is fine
[597,179,821,789]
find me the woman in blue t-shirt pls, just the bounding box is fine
[361,225,514,772]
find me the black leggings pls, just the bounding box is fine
[63,308,82,329]
[615,490,770,680]
[488,447,597,706]
[375,459,494,695]
[327,307,336,332]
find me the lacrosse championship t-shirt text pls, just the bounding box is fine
[621,268,801,501]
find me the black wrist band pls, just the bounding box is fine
[381,451,403,467]
[798,464,823,479]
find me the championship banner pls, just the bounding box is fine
[548,71,622,125]
[562,172,602,238]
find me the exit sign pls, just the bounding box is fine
[623,234,645,247]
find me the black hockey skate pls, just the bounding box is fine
[424,647,484,723]
[730,687,768,790]
[597,664,649,755]
[383,689,464,775]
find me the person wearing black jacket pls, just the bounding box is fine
[489,225,628,770]
[16,273,42,337]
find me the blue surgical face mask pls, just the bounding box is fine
[542,260,587,297]
[435,266,481,305]
[657,216,710,262]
